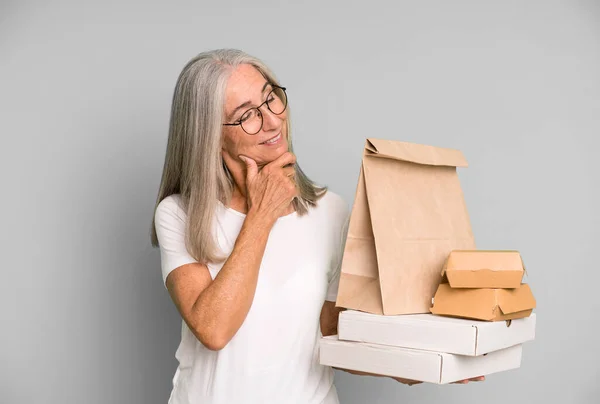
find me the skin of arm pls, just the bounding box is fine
[165,210,276,351]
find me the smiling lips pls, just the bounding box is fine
[260,132,282,145]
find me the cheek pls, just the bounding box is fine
[222,130,252,154]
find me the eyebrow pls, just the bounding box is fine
[228,81,271,121]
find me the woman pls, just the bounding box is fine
[151,49,481,404]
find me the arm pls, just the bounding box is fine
[162,152,298,351]
[320,300,345,337]
[166,211,276,351]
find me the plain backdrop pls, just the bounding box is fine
[1,1,599,403]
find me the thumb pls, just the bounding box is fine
[238,155,257,182]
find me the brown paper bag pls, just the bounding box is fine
[335,138,476,315]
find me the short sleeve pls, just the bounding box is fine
[325,194,351,302]
[325,266,341,302]
[154,196,197,287]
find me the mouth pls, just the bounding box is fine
[260,132,282,146]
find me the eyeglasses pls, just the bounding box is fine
[223,85,288,135]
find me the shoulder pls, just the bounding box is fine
[154,194,188,234]
[314,190,350,226]
[321,190,349,214]
[155,194,185,215]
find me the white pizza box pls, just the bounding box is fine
[338,311,536,356]
[319,335,523,384]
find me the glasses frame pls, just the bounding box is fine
[222,85,288,135]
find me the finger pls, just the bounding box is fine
[268,151,296,169]
[238,155,258,182]
[282,166,296,178]
[470,376,485,382]
[282,167,297,188]
[452,380,469,384]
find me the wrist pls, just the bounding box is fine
[245,208,277,229]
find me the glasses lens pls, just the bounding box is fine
[240,108,262,135]
[267,87,287,115]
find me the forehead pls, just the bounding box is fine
[225,64,268,108]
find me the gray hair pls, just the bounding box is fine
[150,49,327,264]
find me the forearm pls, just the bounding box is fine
[192,210,275,343]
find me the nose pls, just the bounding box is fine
[260,105,282,132]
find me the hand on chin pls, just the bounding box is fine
[222,145,289,172]
[256,148,289,168]
[246,138,290,168]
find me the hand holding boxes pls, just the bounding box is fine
[321,262,537,384]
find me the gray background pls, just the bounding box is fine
[1,0,598,403]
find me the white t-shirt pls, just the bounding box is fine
[154,190,350,404]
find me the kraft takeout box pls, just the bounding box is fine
[430,283,536,321]
[335,139,476,315]
[320,335,523,384]
[430,250,536,321]
[441,250,526,289]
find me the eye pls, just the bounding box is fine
[239,108,258,123]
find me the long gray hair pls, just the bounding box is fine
[150,49,327,264]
